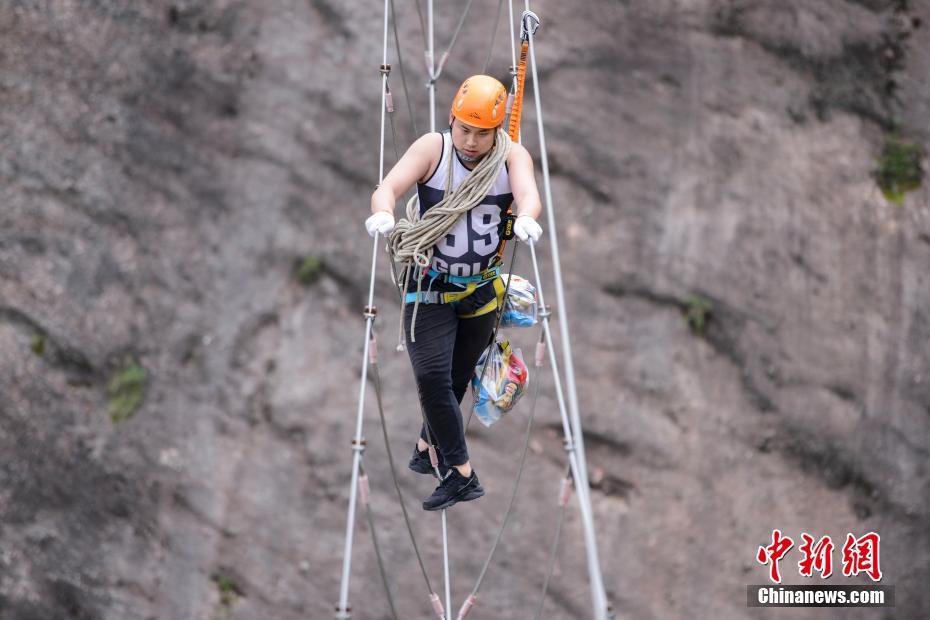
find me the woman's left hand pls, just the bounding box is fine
[513,215,542,244]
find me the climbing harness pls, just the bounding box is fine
[336,2,612,619]
[402,267,507,319]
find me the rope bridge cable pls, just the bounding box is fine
[334,0,396,616]
[456,327,546,619]
[412,0,429,58]
[368,335,451,612]
[522,4,611,615]
[534,463,574,620]
[389,0,418,138]
[427,0,477,85]
[357,460,399,620]
[482,0,506,75]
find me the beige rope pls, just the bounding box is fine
[390,129,512,345]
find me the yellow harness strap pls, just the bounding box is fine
[457,276,507,319]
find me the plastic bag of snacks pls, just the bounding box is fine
[499,274,538,328]
[471,340,529,427]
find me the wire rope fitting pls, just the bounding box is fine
[368,333,379,365]
[334,604,351,619]
[559,476,574,506]
[380,65,394,114]
[358,474,370,505]
[435,50,450,76]
[456,594,478,620]
[362,305,378,319]
[423,50,433,74]
[456,594,477,619]
[534,340,547,368]
[385,86,395,114]
[563,439,576,454]
[538,305,552,319]
[520,10,540,39]
[429,592,445,618]
[351,438,367,453]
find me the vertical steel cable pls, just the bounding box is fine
[413,0,429,53]
[334,1,392,617]
[457,343,544,619]
[429,0,477,83]
[508,0,518,73]
[482,0,506,74]
[359,462,400,620]
[370,360,437,594]
[427,0,435,130]
[533,464,574,620]
[523,5,610,616]
[389,0,418,138]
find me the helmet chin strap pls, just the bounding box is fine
[456,149,481,162]
[449,123,491,163]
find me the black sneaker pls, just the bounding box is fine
[408,445,448,478]
[422,468,485,511]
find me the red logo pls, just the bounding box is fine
[757,530,882,583]
[798,533,834,578]
[756,529,794,584]
[842,532,882,581]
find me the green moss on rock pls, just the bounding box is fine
[107,357,146,423]
[874,135,923,204]
[296,255,324,285]
[30,332,46,356]
[212,573,241,608]
[683,294,713,335]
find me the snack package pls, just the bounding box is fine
[499,274,538,328]
[471,340,529,427]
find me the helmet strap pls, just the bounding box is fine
[456,149,481,163]
[449,122,491,163]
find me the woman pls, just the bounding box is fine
[365,75,542,511]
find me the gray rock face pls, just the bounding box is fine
[1,1,928,619]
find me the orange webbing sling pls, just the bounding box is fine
[494,36,529,264]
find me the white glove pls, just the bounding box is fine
[365,211,395,237]
[513,215,542,244]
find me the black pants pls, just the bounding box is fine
[404,287,498,467]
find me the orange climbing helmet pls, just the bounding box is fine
[450,75,507,129]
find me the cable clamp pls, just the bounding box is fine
[429,593,445,618]
[457,594,477,619]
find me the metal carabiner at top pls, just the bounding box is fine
[520,10,540,41]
